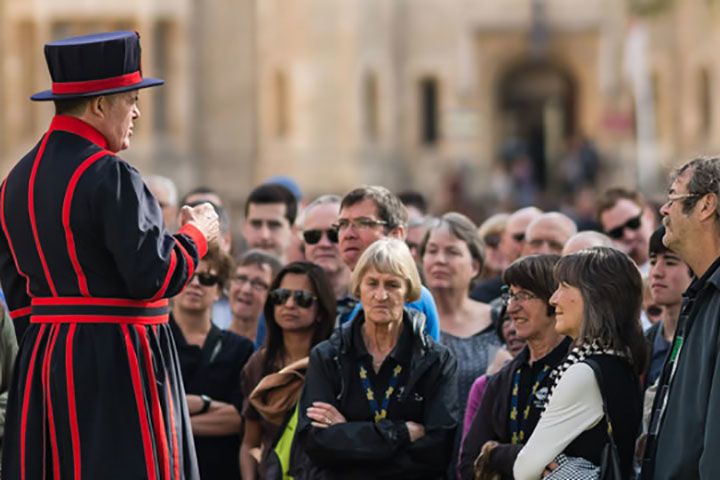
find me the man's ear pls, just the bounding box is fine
[87,96,106,118]
[388,224,406,240]
[698,193,719,223]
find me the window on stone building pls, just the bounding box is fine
[275,71,290,138]
[363,73,380,141]
[419,77,440,145]
[699,68,712,139]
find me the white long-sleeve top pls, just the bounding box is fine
[513,362,604,480]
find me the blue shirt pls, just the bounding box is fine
[255,313,266,349]
[343,285,440,341]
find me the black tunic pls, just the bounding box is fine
[0,115,207,479]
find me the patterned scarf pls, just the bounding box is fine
[542,340,618,409]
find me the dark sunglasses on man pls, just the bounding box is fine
[605,214,642,240]
[269,288,318,308]
[302,228,338,245]
[193,272,220,287]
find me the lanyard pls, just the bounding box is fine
[358,362,403,423]
[510,364,550,444]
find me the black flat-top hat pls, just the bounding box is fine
[31,30,164,101]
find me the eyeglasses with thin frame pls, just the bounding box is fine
[332,217,388,232]
[268,288,318,308]
[193,272,220,287]
[605,213,642,240]
[664,192,701,208]
[501,289,538,306]
[231,274,270,292]
[302,228,339,245]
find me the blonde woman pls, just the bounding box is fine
[295,238,458,479]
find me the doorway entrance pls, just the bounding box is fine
[498,62,576,192]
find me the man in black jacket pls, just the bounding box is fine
[642,157,720,479]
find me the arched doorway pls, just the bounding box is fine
[497,61,576,193]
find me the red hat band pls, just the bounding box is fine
[51,71,143,96]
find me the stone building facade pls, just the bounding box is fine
[0,0,718,215]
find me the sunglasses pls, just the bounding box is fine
[302,228,338,245]
[483,233,501,248]
[269,288,317,308]
[605,214,642,240]
[193,272,220,287]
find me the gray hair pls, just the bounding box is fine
[144,175,178,207]
[561,231,614,256]
[297,194,342,228]
[351,238,422,302]
[673,156,720,219]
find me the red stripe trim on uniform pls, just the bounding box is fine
[164,381,180,479]
[65,324,82,480]
[63,151,110,296]
[28,133,58,296]
[1,179,33,298]
[43,325,61,480]
[52,71,143,95]
[174,239,195,289]
[177,223,208,258]
[121,324,159,480]
[32,297,169,308]
[137,326,171,480]
[10,306,32,319]
[151,250,177,301]
[31,314,169,325]
[49,116,109,150]
[20,324,47,480]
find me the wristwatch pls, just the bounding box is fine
[198,395,212,415]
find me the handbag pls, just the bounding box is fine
[544,358,622,480]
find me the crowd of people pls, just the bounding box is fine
[1,30,720,480]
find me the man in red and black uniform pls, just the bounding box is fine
[0,31,218,479]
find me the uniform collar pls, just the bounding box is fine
[49,115,109,150]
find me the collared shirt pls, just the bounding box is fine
[647,322,671,387]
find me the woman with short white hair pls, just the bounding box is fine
[294,238,459,479]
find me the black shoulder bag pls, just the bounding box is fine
[584,358,623,480]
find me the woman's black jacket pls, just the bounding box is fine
[293,309,458,479]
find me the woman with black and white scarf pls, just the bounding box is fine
[513,247,647,480]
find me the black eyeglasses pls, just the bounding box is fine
[302,228,338,245]
[269,288,318,308]
[193,272,220,287]
[605,214,642,240]
[484,233,501,248]
[231,274,269,292]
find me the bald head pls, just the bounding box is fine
[561,231,614,256]
[523,212,577,256]
[500,206,543,262]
